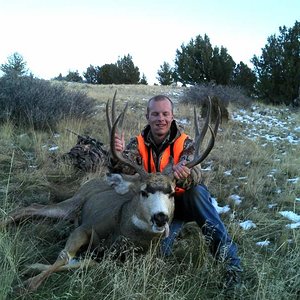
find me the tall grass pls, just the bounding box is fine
[0,84,299,299]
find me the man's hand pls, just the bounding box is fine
[173,160,190,180]
[114,132,125,152]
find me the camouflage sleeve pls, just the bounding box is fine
[176,137,202,189]
[109,137,142,175]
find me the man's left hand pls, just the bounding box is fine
[173,161,190,180]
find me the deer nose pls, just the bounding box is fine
[151,212,169,227]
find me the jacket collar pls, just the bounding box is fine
[141,120,182,147]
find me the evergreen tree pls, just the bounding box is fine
[174,34,235,86]
[1,52,29,77]
[116,54,140,84]
[157,62,174,85]
[53,73,65,81]
[65,70,83,83]
[99,64,120,84]
[83,65,101,84]
[231,62,257,96]
[174,34,213,85]
[252,21,300,105]
[139,73,148,85]
[211,46,235,85]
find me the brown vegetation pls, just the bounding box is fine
[0,83,299,299]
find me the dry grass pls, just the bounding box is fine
[0,83,299,299]
[63,82,185,103]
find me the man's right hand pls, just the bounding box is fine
[114,132,125,152]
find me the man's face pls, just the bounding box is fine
[146,99,174,140]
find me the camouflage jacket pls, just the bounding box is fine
[110,120,202,190]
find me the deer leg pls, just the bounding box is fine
[23,226,95,291]
[0,203,67,228]
[1,195,83,228]
[24,258,99,275]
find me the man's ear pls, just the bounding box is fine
[145,113,149,120]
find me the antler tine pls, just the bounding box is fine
[106,90,118,135]
[110,111,148,179]
[186,97,220,169]
[111,90,117,125]
[119,102,128,130]
[193,107,200,155]
[193,97,211,156]
[106,99,112,135]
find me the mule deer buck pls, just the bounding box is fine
[0,96,220,291]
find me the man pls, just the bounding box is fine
[113,95,242,289]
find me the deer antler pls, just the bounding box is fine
[106,90,116,135]
[106,90,128,135]
[110,111,148,179]
[185,96,221,169]
[107,91,146,178]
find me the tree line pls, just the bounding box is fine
[1,21,299,106]
[53,54,147,85]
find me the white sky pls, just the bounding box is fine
[0,0,299,84]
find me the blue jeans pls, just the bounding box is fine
[161,184,241,270]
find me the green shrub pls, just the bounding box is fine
[0,75,96,129]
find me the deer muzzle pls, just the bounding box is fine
[151,212,169,227]
[151,212,170,236]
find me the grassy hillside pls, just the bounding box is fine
[63,82,184,99]
[0,84,299,299]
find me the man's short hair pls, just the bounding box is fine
[146,95,174,115]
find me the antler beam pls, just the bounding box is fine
[185,96,221,169]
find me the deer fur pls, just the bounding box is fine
[1,172,176,291]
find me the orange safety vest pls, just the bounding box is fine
[136,133,188,196]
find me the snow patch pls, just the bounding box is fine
[239,220,256,230]
[211,197,230,214]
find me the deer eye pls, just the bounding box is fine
[140,190,149,197]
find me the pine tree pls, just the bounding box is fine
[116,54,140,84]
[1,52,29,77]
[231,62,257,96]
[174,34,235,86]
[65,70,83,83]
[157,62,174,85]
[252,21,300,105]
[83,65,101,84]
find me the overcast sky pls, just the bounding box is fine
[0,0,299,84]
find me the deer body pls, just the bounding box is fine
[3,174,174,247]
[1,173,175,291]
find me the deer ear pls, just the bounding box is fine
[106,173,140,195]
[161,157,174,176]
